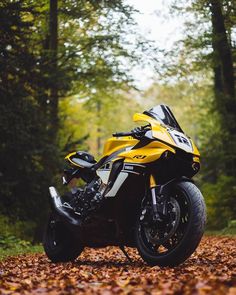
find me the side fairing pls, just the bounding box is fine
[105,172,128,197]
[95,110,200,199]
[133,112,200,158]
[96,169,110,184]
[96,161,146,198]
[118,141,175,164]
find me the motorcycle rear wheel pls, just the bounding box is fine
[135,181,206,267]
[43,213,84,262]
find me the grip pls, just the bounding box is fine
[112,132,134,137]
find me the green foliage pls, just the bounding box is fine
[166,0,236,229]
[0,1,53,238]
[0,0,156,242]
[0,241,42,260]
[59,90,141,157]
[0,214,35,241]
[0,214,42,260]
[1,0,235,243]
[221,220,236,235]
[0,235,31,250]
[202,175,236,229]
[206,220,236,236]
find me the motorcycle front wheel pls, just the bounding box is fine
[43,213,84,262]
[135,181,206,267]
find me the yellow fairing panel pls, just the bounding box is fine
[65,152,83,167]
[133,113,175,147]
[119,141,175,164]
[133,113,159,126]
[133,112,200,157]
[102,137,138,157]
[192,142,200,157]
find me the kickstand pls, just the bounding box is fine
[119,245,132,263]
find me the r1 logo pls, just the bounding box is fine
[133,155,146,159]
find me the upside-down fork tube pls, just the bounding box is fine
[150,175,162,221]
[149,176,194,220]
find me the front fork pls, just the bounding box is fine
[149,175,168,221]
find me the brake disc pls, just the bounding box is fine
[144,197,181,245]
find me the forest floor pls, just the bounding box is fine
[0,236,235,295]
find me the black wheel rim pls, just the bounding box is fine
[139,187,190,256]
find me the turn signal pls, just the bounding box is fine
[192,162,200,172]
[162,150,171,159]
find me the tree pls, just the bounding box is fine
[0,0,157,239]
[209,0,236,176]
[167,0,236,228]
[49,0,58,140]
[0,0,53,238]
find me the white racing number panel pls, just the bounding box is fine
[168,129,193,153]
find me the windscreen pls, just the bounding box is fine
[143,104,184,133]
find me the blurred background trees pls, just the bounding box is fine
[0,0,235,241]
[167,0,236,229]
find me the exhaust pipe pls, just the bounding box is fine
[49,186,82,227]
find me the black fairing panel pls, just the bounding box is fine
[149,152,197,185]
[73,171,147,247]
[113,171,147,246]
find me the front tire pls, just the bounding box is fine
[135,181,206,267]
[43,213,84,262]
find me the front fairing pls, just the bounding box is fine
[133,112,200,157]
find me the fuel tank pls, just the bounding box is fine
[102,137,138,156]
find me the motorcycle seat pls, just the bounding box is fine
[71,151,97,168]
[72,158,96,168]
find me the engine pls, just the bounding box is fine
[63,177,104,220]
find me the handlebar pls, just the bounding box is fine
[112,131,134,137]
[113,126,151,138]
[113,125,151,138]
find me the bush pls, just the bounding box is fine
[202,175,236,229]
[221,220,236,235]
[0,214,36,242]
[0,234,31,250]
[0,214,43,259]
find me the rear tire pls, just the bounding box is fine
[43,213,84,262]
[135,181,206,267]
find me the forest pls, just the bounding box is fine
[0,0,236,246]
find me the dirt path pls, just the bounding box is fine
[0,236,235,295]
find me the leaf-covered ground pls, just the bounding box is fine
[0,236,235,295]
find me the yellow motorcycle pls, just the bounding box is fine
[43,104,206,266]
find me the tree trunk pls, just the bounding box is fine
[209,0,236,176]
[210,0,235,99]
[49,0,58,140]
[97,101,101,154]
